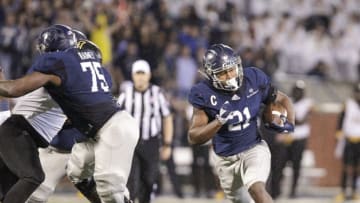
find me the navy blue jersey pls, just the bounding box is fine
[28,47,118,137]
[188,67,272,156]
[50,127,87,151]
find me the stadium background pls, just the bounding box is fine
[0,0,359,202]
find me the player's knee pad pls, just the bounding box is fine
[66,166,79,183]
[18,165,45,186]
[66,156,94,183]
[66,163,81,183]
[66,160,85,183]
[23,171,45,186]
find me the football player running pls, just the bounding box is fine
[0,24,139,203]
[187,44,295,203]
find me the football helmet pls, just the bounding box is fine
[36,24,77,53]
[202,44,243,92]
[72,29,101,61]
[78,40,103,63]
[72,29,87,41]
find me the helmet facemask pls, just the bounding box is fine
[205,56,244,92]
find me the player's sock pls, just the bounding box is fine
[74,177,101,203]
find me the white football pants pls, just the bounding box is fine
[26,148,69,203]
[67,110,139,203]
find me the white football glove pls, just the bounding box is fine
[216,101,235,125]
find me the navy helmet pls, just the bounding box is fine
[36,24,77,53]
[72,29,102,61]
[202,44,243,92]
[72,29,87,41]
[77,40,103,63]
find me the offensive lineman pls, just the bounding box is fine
[0,24,139,203]
[27,34,104,203]
[0,29,102,203]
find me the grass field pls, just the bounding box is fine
[48,194,360,203]
[46,173,360,203]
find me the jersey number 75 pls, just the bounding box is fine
[81,61,110,92]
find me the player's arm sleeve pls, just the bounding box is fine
[248,67,277,104]
[29,54,67,83]
[188,86,206,109]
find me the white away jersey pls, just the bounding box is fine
[293,97,313,139]
[343,99,360,137]
[12,88,67,142]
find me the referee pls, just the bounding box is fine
[117,59,173,203]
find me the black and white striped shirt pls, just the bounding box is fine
[117,83,171,140]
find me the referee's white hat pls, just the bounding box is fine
[132,59,150,74]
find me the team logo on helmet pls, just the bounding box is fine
[201,44,243,92]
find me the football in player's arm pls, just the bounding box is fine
[187,44,294,203]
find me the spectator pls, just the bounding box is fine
[175,44,198,99]
[334,82,360,202]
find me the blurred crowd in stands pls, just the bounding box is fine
[1,0,360,199]
[1,0,360,83]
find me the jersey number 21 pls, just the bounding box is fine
[228,107,251,131]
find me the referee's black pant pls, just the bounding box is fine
[0,115,47,203]
[340,140,360,195]
[127,138,160,203]
[269,138,306,198]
